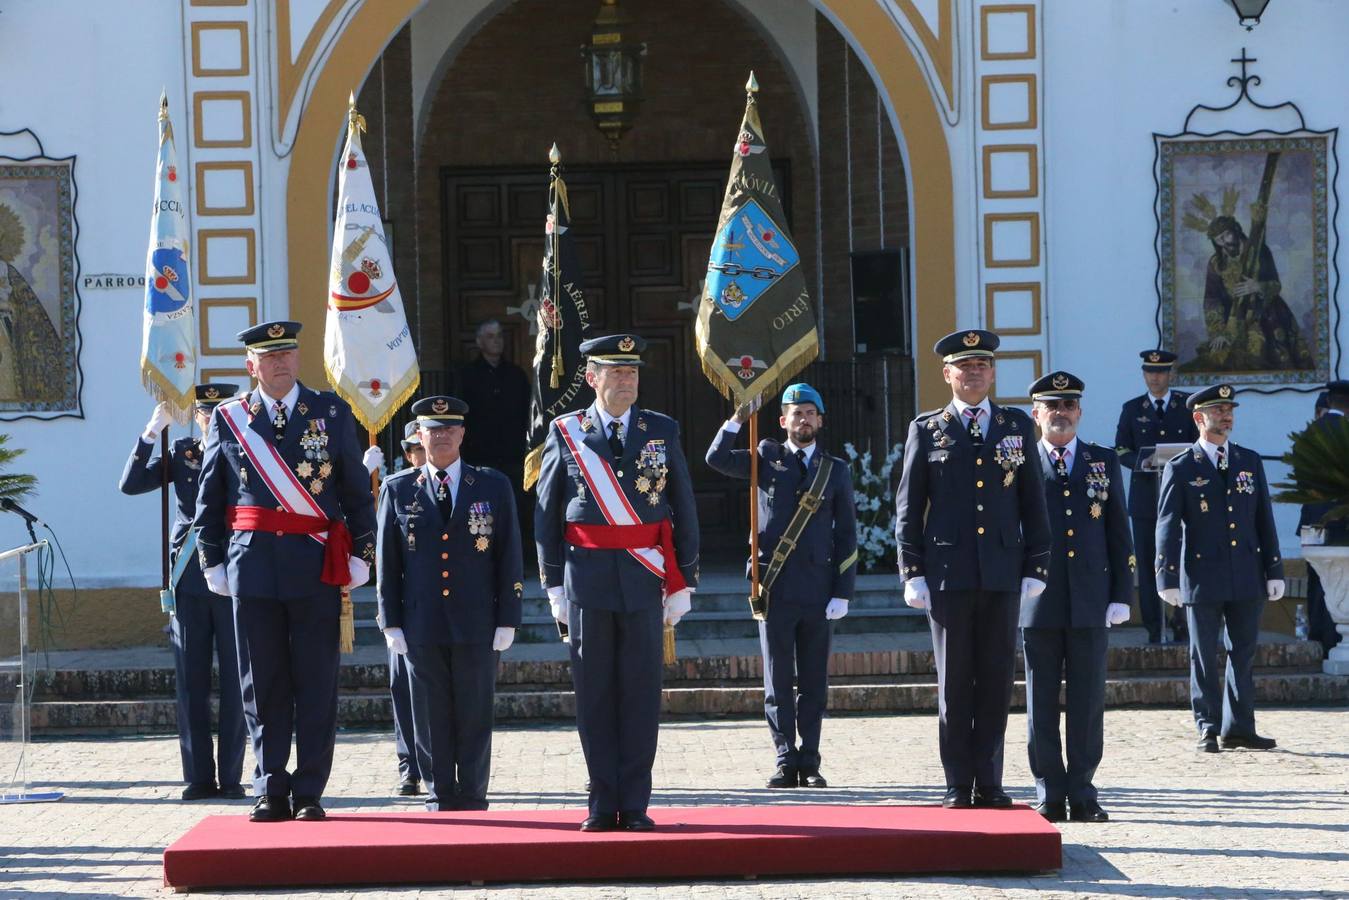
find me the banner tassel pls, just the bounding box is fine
[339,590,355,654]
[663,623,676,666]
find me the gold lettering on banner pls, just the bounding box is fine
[772,292,811,331]
[731,172,778,199]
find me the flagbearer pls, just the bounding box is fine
[120,384,247,802]
[706,383,856,789]
[194,321,377,822]
[535,334,700,832]
[388,420,426,797]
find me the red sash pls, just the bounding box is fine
[226,505,353,587]
[565,521,687,595]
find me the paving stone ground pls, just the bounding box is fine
[3,707,1347,899]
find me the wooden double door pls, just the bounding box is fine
[441,163,789,553]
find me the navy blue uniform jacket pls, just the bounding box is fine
[1156,442,1283,605]
[705,428,858,606]
[193,385,377,598]
[120,436,209,596]
[1114,392,1196,519]
[895,402,1052,592]
[376,464,523,644]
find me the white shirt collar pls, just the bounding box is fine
[951,396,992,424]
[257,382,300,417]
[1197,436,1228,467]
[1041,436,1078,464]
[784,439,816,464]
[423,459,463,505]
[1326,409,1345,417]
[1147,390,1172,409]
[594,404,632,434]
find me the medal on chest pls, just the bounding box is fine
[994,435,1024,486]
[469,501,494,551]
[636,440,669,506]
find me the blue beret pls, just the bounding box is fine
[780,383,824,413]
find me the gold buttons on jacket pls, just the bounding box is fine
[441,552,449,560]
[1066,509,1073,516]
[1063,489,1070,497]
[1231,540,1237,546]
[442,589,450,597]
[1230,523,1236,530]
[976,458,983,466]
[977,527,985,535]
[1068,550,1076,558]
[1067,529,1074,537]
[441,570,449,578]
[976,480,984,488]
[442,533,449,540]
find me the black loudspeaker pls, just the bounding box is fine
[850,249,907,354]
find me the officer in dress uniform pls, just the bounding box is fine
[895,329,1052,809]
[120,383,247,802]
[1115,350,1197,644]
[388,419,425,796]
[535,334,699,832]
[1022,372,1135,823]
[1156,384,1285,753]
[1297,383,1347,659]
[705,383,857,790]
[194,321,377,822]
[377,396,523,811]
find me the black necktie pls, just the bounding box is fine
[608,420,624,459]
[1155,398,1166,418]
[435,469,453,519]
[795,448,808,478]
[271,400,287,442]
[1051,446,1069,480]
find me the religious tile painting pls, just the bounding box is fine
[0,150,82,418]
[1156,134,1334,385]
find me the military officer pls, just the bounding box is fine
[1023,372,1135,823]
[1156,384,1285,753]
[535,334,699,832]
[194,321,377,822]
[388,418,425,797]
[1115,350,1197,643]
[1297,382,1348,658]
[705,383,857,790]
[120,383,247,802]
[377,396,523,811]
[895,329,1052,809]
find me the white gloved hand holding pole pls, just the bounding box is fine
[492,626,515,652]
[663,588,693,626]
[383,626,408,655]
[1019,577,1047,604]
[824,598,849,620]
[362,445,385,475]
[547,586,569,624]
[1105,602,1131,627]
[1267,579,1286,601]
[903,576,930,610]
[143,402,174,442]
[204,564,230,597]
[1159,587,1183,607]
[346,557,370,591]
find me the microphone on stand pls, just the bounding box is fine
[0,496,43,542]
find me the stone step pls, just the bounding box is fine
[21,671,1349,736]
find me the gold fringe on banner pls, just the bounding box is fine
[663,623,676,665]
[339,590,355,654]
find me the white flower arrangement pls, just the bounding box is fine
[843,441,904,572]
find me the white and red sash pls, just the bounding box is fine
[218,398,327,547]
[556,413,668,583]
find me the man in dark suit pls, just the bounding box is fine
[1022,372,1134,823]
[121,383,247,802]
[706,383,857,790]
[1156,383,1285,753]
[194,321,377,822]
[377,395,523,812]
[895,329,1052,809]
[1115,350,1197,643]
[535,334,699,832]
[1296,383,1347,659]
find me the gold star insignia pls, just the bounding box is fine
[475,536,490,552]
[1090,502,1103,519]
[297,461,314,478]
[319,462,333,479]
[636,475,651,494]
[309,478,325,495]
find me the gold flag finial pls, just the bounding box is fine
[347,91,366,135]
[159,90,169,120]
[745,71,759,94]
[549,142,561,165]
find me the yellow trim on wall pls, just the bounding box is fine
[191,21,250,78]
[195,161,255,216]
[983,213,1041,268]
[991,350,1043,405]
[981,144,1038,199]
[980,74,1038,131]
[199,297,258,356]
[199,228,257,285]
[979,4,1036,61]
[984,282,1041,336]
[192,91,253,148]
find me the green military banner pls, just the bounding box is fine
[695,72,818,406]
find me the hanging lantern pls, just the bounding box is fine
[580,0,646,152]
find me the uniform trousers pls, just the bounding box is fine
[404,641,496,810]
[568,603,663,817]
[232,588,340,798]
[758,604,833,770]
[1187,597,1265,738]
[1022,626,1107,806]
[929,589,1019,789]
[171,590,246,787]
[389,648,421,782]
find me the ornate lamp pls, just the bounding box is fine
[580,0,646,152]
[1229,0,1272,30]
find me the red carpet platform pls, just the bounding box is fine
[162,804,1061,890]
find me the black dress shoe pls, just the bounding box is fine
[181,782,218,801]
[1033,800,1067,822]
[1197,734,1220,753]
[218,784,248,800]
[942,786,973,809]
[397,777,422,797]
[619,811,655,831]
[1069,801,1109,823]
[766,765,799,789]
[249,795,291,822]
[292,796,326,821]
[1220,733,1277,750]
[580,813,618,832]
[799,768,828,788]
[973,786,1014,808]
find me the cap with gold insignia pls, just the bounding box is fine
[1139,349,1178,372]
[1325,380,1349,401]
[780,382,825,413]
[579,333,646,366]
[193,382,239,409]
[411,395,469,428]
[1187,383,1240,410]
[238,320,301,354]
[401,419,423,449]
[1028,370,1084,401]
[934,329,999,363]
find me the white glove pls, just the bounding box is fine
[142,402,174,442]
[903,576,930,610]
[346,557,370,591]
[383,626,408,655]
[825,598,849,620]
[203,564,230,597]
[492,626,516,652]
[1105,602,1131,627]
[547,585,569,624]
[1267,579,1286,602]
[1020,577,1048,603]
[362,446,385,475]
[663,588,693,626]
[1160,587,1183,607]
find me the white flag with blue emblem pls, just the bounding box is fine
[323,96,419,435]
[139,94,196,419]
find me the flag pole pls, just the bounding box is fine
[160,430,170,590]
[748,411,760,608]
